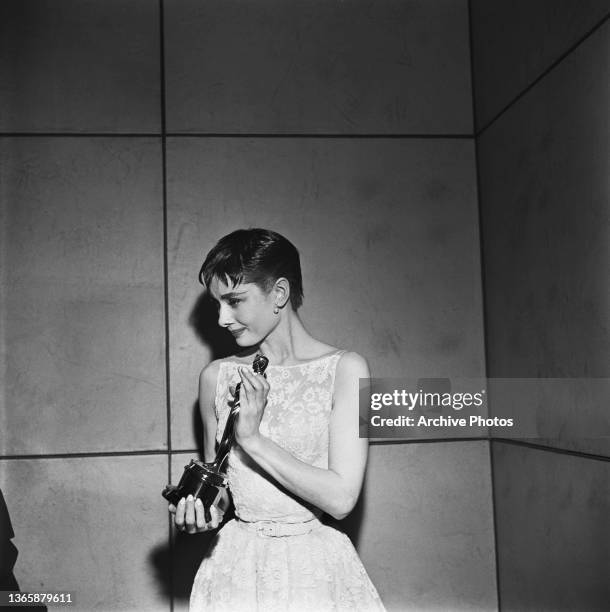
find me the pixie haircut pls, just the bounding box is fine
[199,228,304,311]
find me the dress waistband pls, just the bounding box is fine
[234,517,322,538]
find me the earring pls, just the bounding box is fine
[273,306,279,314]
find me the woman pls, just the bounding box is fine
[170,228,385,611]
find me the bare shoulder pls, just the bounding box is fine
[332,351,370,412]
[200,352,255,386]
[199,359,225,380]
[199,358,224,389]
[335,350,370,379]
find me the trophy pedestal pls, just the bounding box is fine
[162,460,230,519]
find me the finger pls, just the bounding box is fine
[185,495,196,533]
[238,367,255,390]
[250,368,266,388]
[174,498,186,530]
[168,503,177,514]
[208,505,218,529]
[240,366,263,390]
[244,365,268,392]
[194,498,207,530]
[237,371,256,405]
[210,504,223,529]
[246,376,267,405]
[257,377,270,397]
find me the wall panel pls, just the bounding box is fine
[0,455,170,611]
[0,0,160,133]
[471,0,609,129]
[165,0,472,134]
[0,137,166,455]
[357,441,496,611]
[492,442,610,611]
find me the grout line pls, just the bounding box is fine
[2,438,606,461]
[163,133,474,139]
[0,132,475,139]
[369,437,489,445]
[488,440,501,610]
[158,1,174,610]
[468,0,500,608]
[160,0,171,478]
[476,12,610,137]
[158,439,496,450]
[172,439,492,449]
[493,439,610,463]
[0,449,170,460]
[467,1,478,135]
[0,132,162,137]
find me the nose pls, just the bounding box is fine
[217,302,233,328]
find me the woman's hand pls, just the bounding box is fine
[168,495,224,534]
[235,366,269,449]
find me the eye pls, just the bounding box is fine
[228,298,241,306]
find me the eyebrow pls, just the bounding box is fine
[219,290,247,299]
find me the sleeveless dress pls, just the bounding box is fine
[189,350,385,612]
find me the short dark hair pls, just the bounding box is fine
[199,228,304,310]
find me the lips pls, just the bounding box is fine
[230,328,246,337]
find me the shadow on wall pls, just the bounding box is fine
[149,528,222,604]
[189,291,237,362]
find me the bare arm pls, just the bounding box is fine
[199,360,221,463]
[236,351,369,520]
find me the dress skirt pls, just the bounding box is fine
[189,518,385,612]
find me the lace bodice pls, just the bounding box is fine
[214,351,345,523]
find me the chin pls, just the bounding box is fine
[235,333,264,349]
[234,335,254,347]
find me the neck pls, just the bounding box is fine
[258,309,313,364]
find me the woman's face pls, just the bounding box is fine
[208,275,278,346]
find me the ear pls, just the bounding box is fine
[272,277,291,309]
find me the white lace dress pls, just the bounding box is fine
[189,351,385,612]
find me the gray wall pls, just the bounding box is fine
[471,1,610,609]
[0,2,496,611]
